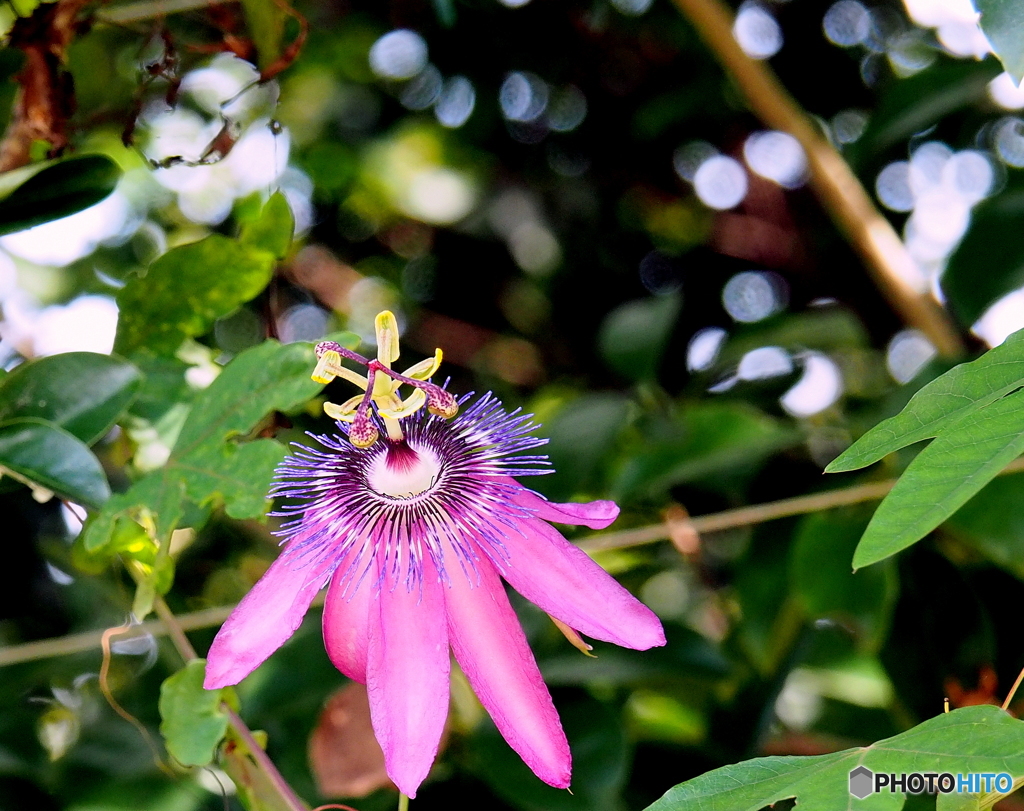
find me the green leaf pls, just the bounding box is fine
[645,704,1024,811]
[853,387,1024,569]
[790,510,897,650]
[826,328,1024,472]
[159,660,232,767]
[614,402,801,500]
[240,192,294,260]
[81,340,323,554]
[0,417,110,508]
[0,154,122,236]
[944,177,1024,326]
[114,234,277,356]
[944,471,1024,577]
[0,352,141,444]
[598,293,680,381]
[974,0,1024,83]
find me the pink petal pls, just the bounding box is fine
[446,551,571,789]
[501,517,666,650]
[205,549,327,689]
[322,549,374,683]
[505,478,619,530]
[366,551,450,798]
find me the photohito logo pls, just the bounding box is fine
[849,767,1014,798]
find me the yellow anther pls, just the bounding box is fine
[375,310,401,367]
[402,348,443,381]
[378,388,427,419]
[323,395,363,422]
[311,350,342,384]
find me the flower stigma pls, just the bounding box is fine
[311,310,458,448]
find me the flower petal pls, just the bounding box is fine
[366,553,450,798]
[446,552,571,789]
[505,479,620,530]
[322,550,374,683]
[500,517,666,650]
[205,550,326,689]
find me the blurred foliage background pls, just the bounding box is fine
[4,0,1024,808]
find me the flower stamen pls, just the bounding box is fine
[312,311,459,447]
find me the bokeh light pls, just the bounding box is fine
[742,130,807,188]
[994,117,1024,167]
[823,0,872,46]
[687,327,727,372]
[902,0,990,58]
[435,76,476,128]
[989,73,1024,110]
[368,30,428,80]
[831,109,869,144]
[733,2,783,59]
[886,329,937,382]
[780,352,843,417]
[693,155,749,210]
[400,65,443,111]
[722,270,787,322]
[972,288,1024,347]
[737,346,793,380]
[499,71,549,123]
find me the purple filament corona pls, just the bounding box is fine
[269,392,551,597]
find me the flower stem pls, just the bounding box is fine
[398,793,410,811]
[153,596,309,811]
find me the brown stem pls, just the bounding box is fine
[222,704,309,811]
[668,0,964,358]
[1002,666,1024,711]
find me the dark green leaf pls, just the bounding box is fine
[944,471,1024,578]
[114,234,277,356]
[538,393,629,501]
[240,192,294,260]
[790,510,898,650]
[853,387,1024,568]
[615,402,801,500]
[826,328,1024,472]
[849,58,1001,164]
[645,705,1024,811]
[0,417,110,508]
[0,352,141,444]
[541,625,731,685]
[598,294,680,381]
[0,155,121,236]
[944,177,1024,326]
[975,0,1024,83]
[159,660,231,767]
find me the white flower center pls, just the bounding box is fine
[367,443,442,499]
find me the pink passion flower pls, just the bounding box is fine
[203,313,665,797]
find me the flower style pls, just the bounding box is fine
[204,312,665,797]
